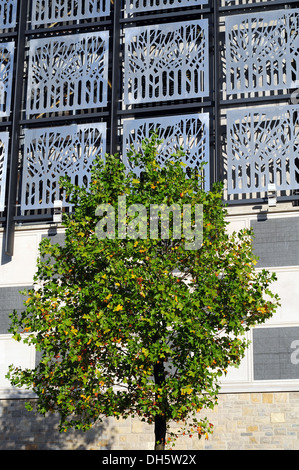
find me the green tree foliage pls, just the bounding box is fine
[7,135,280,449]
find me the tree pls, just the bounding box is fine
[7,135,280,450]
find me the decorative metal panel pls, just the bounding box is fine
[226,9,299,94]
[0,132,8,212]
[227,105,299,195]
[124,20,209,105]
[123,113,210,191]
[125,0,208,15]
[0,0,17,29]
[26,32,109,116]
[222,0,274,5]
[21,123,106,210]
[0,42,15,117]
[31,0,110,26]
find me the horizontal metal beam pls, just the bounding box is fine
[24,20,112,37]
[226,194,299,205]
[118,101,213,118]
[220,93,295,108]
[120,7,212,25]
[20,112,110,128]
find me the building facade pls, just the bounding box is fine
[1,0,299,449]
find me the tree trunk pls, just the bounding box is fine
[154,359,167,450]
[154,413,166,450]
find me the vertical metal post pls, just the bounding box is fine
[110,0,121,156]
[213,0,221,185]
[5,0,27,256]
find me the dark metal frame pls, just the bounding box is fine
[5,0,27,256]
[1,0,299,255]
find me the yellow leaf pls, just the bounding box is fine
[114,304,123,312]
[70,326,78,335]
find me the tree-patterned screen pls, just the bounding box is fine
[31,0,110,26]
[226,105,299,195]
[123,114,210,191]
[0,42,15,118]
[26,32,109,116]
[124,20,209,105]
[2,0,299,237]
[0,132,8,212]
[0,0,17,29]
[125,0,208,15]
[21,124,106,211]
[222,0,277,5]
[226,9,299,95]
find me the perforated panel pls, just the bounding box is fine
[123,113,210,191]
[124,20,209,105]
[26,32,109,115]
[226,9,299,94]
[0,132,8,212]
[31,0,110,26]
[227,105,299,195]
[0,286,32,334]
[253,327,299,380]
[0,42,15,117]
[125,0,208,15]
[21,123,106,210]
[0,0,17,29]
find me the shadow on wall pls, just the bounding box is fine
[1,233,12,266]
[0,395,116,450]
